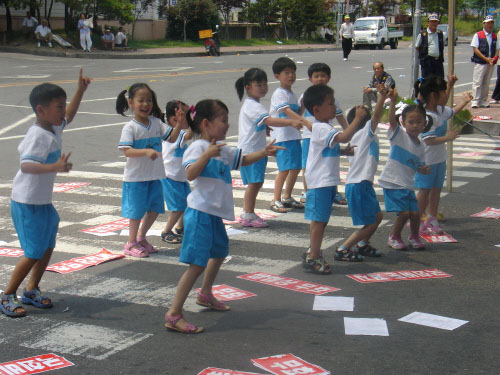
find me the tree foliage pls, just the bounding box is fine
[214,0,244,39]
[165,0,219,41]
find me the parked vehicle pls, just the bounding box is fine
[199,25,220,56]
[353,16,403,50]
[437,24,458,46]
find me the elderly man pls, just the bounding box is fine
[471,15,500,108]
[363,61,395,110]
[101,28,115,50]
[415,13,444,78]
[22,11,38,39]
[35,19,52,48]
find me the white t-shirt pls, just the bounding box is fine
[238,97,269,154]
[298,93,344,138]
[116,32,127,45]
[23,17,38,28]
[183,139,242,220]
[346,122,379,184]
[269,87,301,143]
[378,125,425,190]
[35,25,51,37]
[118,117,172,182]
[304,121,341,189]
[78,19,91,34]
[421,105,453,165]
[415,27,440,57]
[11,122,65,205]
[162,130,189,182]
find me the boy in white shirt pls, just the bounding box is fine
[1,69,91,317]
[302,84,364,274]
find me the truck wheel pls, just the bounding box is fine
[390,39,398,49]
[353,44,359,50]
[369,45,376,50]
[378,39,385,50]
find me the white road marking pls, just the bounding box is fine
[0,113,36,136]
[113,67,192,73]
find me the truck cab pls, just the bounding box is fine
[353,16,403,50]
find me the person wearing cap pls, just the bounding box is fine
[340,15,355,61]
[34,19,53,48]
[415,13,444,78]
[470,15,499,108]
[101,28,115,50]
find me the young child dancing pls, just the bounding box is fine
[116,83,181,257]
[336,84,389,260]
[378,89,431,250]
[269,57,311,213]
[1,69,91,317]
[414,75,472,234]
[160,100,192,243]
[165,99,283,333]
[235,67,303,227]
[302,84,364,274]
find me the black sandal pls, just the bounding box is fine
[355,243,382,257]
[303,255,332,275]
[334,248,363,262]
[161,230,182,244]
[172,227,184,237]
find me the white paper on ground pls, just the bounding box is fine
[398,312,468,330]
[225,226,248,236]
[495,244,500,248]
[0,240,6,245]
[83,231,117,237]
[119,229,162,236]
[313,296,354,311]
[344,317,389,336]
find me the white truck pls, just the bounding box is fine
[353,16,404,50]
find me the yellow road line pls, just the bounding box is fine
[0,68,245,88]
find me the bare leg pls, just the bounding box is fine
[427,188,442,218]
[243,182,263,214]
[283,169,300,199]
[409,212,420,236]
[392,211,409,238]
[162,211,183,234]
[127,218,142,250]
[343,212,383,248]
[174,215,184,232]
[199,258,225,296]
[302,169,308,192]
[309,221,327,259]
[417,189,430,219]
[274,170,289,202]
[137,211,159,246]
[26,248,53,292]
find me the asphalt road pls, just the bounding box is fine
[0,45,499,375]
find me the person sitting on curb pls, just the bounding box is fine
[363,61,395,110]
[35,19,53,48]
[22,11,38,40]
[115,27,128,48]
[102,28,115,50]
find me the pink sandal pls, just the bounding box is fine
[124,242,149,258]
[196,291,231,311]
[136,236,158,253]
[164,313,203,334]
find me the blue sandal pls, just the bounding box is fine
[1,293,26,317]
[22,287,53,309]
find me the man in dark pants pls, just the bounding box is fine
[340,15,354,61]
[415,13,444,78]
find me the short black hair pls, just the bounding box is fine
[346,106,371,131]
[307,63,331,78]
[272,57,296,75]
[303,84,334,115]
[29,83,67,113]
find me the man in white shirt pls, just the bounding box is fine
[339,15,355,61]
[101,28,115,50]
[35,19,53,48]
[415,13,444,78]
[22,11,38,39]
[115,27,128,47]
[470,15,499,108]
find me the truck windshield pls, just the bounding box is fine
[354,20,378,30]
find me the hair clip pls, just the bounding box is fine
[417,77,424,83]
[189,104,196,121]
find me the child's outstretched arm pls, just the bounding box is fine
[264,116,304,131]
[283,107,313,131]
[242,139,285,166]
[21,152,72,174]
[453,91,473,114]
[445,74,458,100]
[185,139,226,181]
[123,148,160,160]
[370,83,388,132]
[387,88,398,131]
[66,68,92,125]
[336,114,349,130]
[167,106,185,143]
[335,106,366,143]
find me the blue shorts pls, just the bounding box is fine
[179,207,229,267]
[241,156,268,185]
[122,180,165,220]
[305,186,337,223]
[11,201,59,259]
[345,181,381,226]
[301,138,310,169]
[275,140,302,172]
[161,178,190,212]
[383,188,418,213]
[415,161,446,189]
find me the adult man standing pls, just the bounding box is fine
[340,15,355,61]
[470,15,499,108]
[363,61,395,110]
[415,13,444,78]
[22,11,38,39]
[34,19,53,48]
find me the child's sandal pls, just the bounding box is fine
[161,231,182,244]
[303,256,332,275]
[334,248,364,262]
[124,242,149,258]
[282,197,304,209]
[22,287,52,309]
[165,313,203,334]
[270,200,288,213]
[196,292,231,311]
[0,293,26,317]
[137,236,158,253]
[355,244,382,257]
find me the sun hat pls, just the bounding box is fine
[483,15,494,23]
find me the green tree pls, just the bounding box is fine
[214,0,244,39]
[130,0,154,39]
[247,0,279,38]
[369,0,398,17]
[287,0,334,39]
[166,0,219,41]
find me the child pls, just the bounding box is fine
[1,69,91,317]
[235,67,303,227]
[302,84,364,274]
[160,100,192,243]
[269,57,311,213]
[298,62,349,205]
[378,89,431,250]
[414,75,472,234]
[165,99,283,333]
[337,84,389,260]
[116,83,182,257]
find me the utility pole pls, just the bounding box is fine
[446,0,457,192]
[410,0,422,98]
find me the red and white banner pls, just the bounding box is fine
[53,182,90,192]
[232,179,246,188]
[456,151,488,157]
[471,207,500,219]
[238,272,339,295]
[0,248,24,257]
[80,218,130,236]
[421,233,457,243]
[195,284,256,301]
[347,269,452,283]
[0,354,74,375]
[46,248,124,274]
[224,213,277,225]
[251,354,330,375]
[198,368,266,375]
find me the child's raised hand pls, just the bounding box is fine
[446,128,460,141]
[291,119,303,130]
[387,87,398,101]
[144,149,159,160]
[341,143,356,156]
[353,105,366,119]
[78,68,92,91]
[205,139,226,158]
[54,152,72,173]
[448,74,458,86]
[264,139,286,157]
[461,91,473,104]
[174,104,187,128]
[376,83,388,97]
